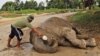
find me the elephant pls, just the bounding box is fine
[30,17,96,53]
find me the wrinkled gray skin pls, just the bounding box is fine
[30,17,87,53]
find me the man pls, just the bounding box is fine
[7,15,42,49]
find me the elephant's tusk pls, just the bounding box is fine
[42,35,48,40]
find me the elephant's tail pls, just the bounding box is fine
[72,27,81,35]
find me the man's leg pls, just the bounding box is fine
[15,30,23,49]
[8,35,15,47]
[8,25,14,47]
[7,38,12,47]
[16,37,23,50]
[16,40,21,48]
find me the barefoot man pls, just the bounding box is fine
[7,15,42,49]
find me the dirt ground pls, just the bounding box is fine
[0,13,100,56]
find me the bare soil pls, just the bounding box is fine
[0,12,100,56]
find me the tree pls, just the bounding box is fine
[15,0,20,10]
[73,0,81,9]
[47,0,64,8]
[83,0,94,9]
[97,0,100,7]
[24,0,37,9]
[47,0,55,8]
[15,0,20,3]
[1,1,16,11]
[32,1,38,9]
[47,0,77,9]
[19,1,24,10]
[38,1,45,10]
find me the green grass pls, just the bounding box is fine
[0,8,68,18]
[70,10,100,33]
[71,10,100,25]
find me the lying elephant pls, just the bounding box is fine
[30,17,96,53]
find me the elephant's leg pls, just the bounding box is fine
[76,35,96,47]
[72,27,90,39]
[58,37,72,46]
[62,27,86,49]
[77,35,89,39]
[30,31,58,53]
[85,38,96,47]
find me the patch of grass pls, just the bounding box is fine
[71,10,100,25]
[0,11,22,18]
[70,10,100,33]
[0,8,67,18]
[15,9,37,14]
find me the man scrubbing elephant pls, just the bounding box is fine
[7,15,42,49]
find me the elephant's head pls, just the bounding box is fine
[30,30,58,53]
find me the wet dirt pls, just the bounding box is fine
[0,12,100,56]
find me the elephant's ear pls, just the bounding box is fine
[30,31,38,44]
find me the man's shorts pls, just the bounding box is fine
[9,25,23,41]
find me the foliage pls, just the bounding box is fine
[72,10,100,23]
[0,8,67,18]
[97,0,100,7]
[1,1,16,11]
[38,1,45,10]
[1,0,37,11]
[24,1,37,9]
[1,0,100,11]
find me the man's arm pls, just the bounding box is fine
[32,28,42,36]
[25,22,43,36]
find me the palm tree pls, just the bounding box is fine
[15,0,20,4]
[15,0,20,10]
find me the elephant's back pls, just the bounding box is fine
[40,17,71,28]
[39,17,72,35]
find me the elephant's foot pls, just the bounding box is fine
[76,39,87,49]
[70,39,86,49]
[86,38,96,47]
